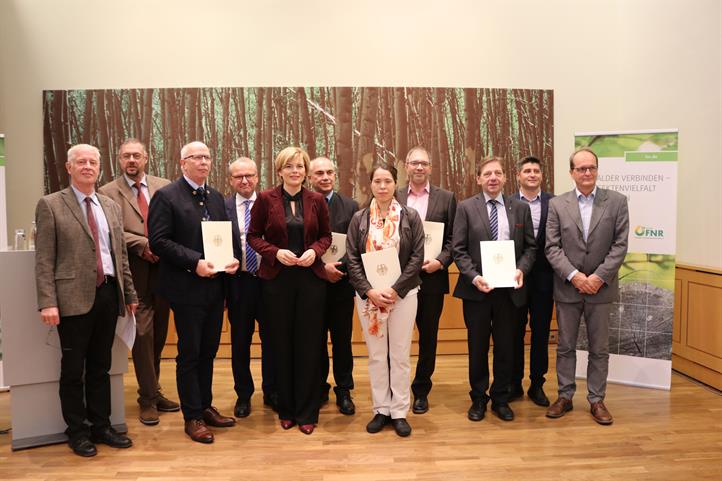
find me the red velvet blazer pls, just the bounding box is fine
[247,185,332,281]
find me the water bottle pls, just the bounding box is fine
[13,229,26,250]
[29,221,37,250]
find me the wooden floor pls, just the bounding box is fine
[1,351,721,481]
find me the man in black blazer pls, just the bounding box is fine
[308,156,359,415]
[224,157,276,418]
[148,141,239,444]
[453,157,536,422]
[395,147,457,414]
[510,156,555,407]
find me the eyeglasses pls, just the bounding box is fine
[573,166,598,174]
[120,152,144,160]
[407,161,431,168]
[183,154,212,162]
[231,174,257,181]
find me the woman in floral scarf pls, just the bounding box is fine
[346,163,424,437]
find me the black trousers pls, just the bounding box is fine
[57,280,118,439]
[512,274,554,389]
[411,291,445,398]
[228,272,275,402]
[263,266,326,425]
[463,290,518,405]
[171,300,224,421]
[320,282,355,397]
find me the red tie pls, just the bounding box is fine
[85,197,105,286]
[135,181,149,237]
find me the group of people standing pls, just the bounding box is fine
[34,138,628,457]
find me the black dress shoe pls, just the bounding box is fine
[509,385,524,401]
[527,386,550,407]
[491,403,514,421]
[366,413,391,433]
[391,418,412,437]
[264,393,279,412]
[90,427,133,448]
[320,391,330,404]
[336,395,356,415]
[467,400,487,422]
[234,399,251,418]
[69,435,97,457]
[412,396,429,414]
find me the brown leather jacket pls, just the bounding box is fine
[345,204,424,299]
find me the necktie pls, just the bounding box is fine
[196,187,210,220]
[135,181,149,236]
[243,200,257,273]
[85,197,105,286]
[488,199,498,241]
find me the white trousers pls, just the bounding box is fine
[356,289,418,419]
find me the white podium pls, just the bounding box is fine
[0,250,128,450]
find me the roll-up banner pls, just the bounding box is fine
[574,129,677,390]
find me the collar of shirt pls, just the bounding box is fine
[575,186,597,201]
[519,190,541,203]
[325,191,334,203]
[71,184,98,205]
[235,191,257,207]
[183,175,205,191]
[408,182,430,196]
[124,173,147,189]
[482,192,505,206]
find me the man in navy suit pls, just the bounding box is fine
[225,157,276,418]
[510,156,554,407]
[148,141,239,443]
[308,156,359,415]
[452,157,536,423]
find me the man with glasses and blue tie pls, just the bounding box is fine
[545,148,629,425]
[452,156,536,423]
[225,157,277,418]
[148,141,240,443]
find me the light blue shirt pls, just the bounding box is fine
[519,190,541,238]
[71,185,115,277]
[567,186,597,281]
[183,175,204,191]
[483,192,509,241]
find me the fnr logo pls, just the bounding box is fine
[634,225,664,238]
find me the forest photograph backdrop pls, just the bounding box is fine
[43,87,554,204]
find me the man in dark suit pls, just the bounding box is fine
[35,144,138,457]
[452,156,536,422]
[395,146,456,414]
[545,148,629,425]
[99,139,179,426]
[510,156,554,407]
[148,141,239,443]
[224,157,276,418]
[308,156,358,415]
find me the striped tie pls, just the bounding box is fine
[244,200,257,274]
[488,199,498,241]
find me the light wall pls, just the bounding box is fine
[1,0,720,268]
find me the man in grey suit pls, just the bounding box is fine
[395,146,456,414]
[35,144,138,457]
[99,139,179,426]
[453,157,536,422]
[545,148,629,425]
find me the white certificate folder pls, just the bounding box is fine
[480,240,516,288]
[422,221,444,261]
[322,232,347,263]
[202,221,234,272]
[361,247,401,290]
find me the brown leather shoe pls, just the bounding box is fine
[184,419,214,443]
[139,405,159,426]
[202,406,236,427]
[590,401,613,425]
[156,394,180,413]
[546,397,573,418]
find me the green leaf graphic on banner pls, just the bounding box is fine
[575,132,677,157]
